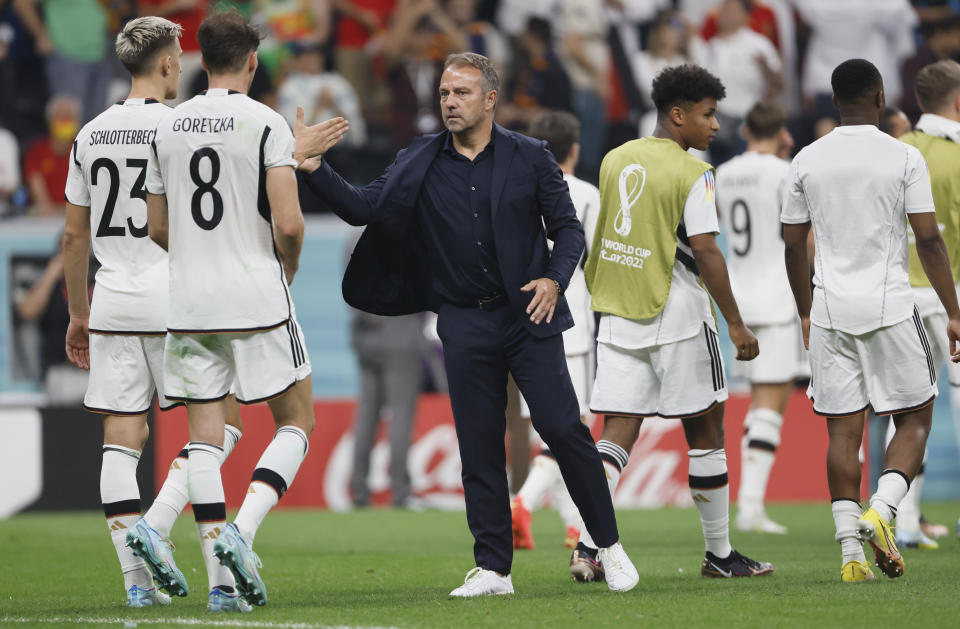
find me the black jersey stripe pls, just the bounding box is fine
[257,126,271,223]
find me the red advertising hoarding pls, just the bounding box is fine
[154,391,869,509]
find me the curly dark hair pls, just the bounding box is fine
[651,64,726,114]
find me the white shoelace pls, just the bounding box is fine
[602,548,625,573]
[462,567,483,584]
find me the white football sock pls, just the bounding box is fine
[871,469,909,523]
[689,448,732,558]
[882,417,924,531]
[197,520,236,593]
[144,444,188,538]
[552,476,581,529]
[145,425,242,538]
[832,499,866,564]
[516,450,560,511]
[101,445,152,590]
[737,408,781,517]
[188,441,227,593]
[186,441,225,507]
[233,426,309,543]
[578,440,628,550]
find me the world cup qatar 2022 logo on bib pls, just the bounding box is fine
[613,163,646,237]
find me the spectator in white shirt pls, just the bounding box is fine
[795,0,917,119]
[700,0,782,164]
[633,10,703,137]
[277,41,367,147]
[559,0,613,178]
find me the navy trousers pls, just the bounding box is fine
[437,302,619,575]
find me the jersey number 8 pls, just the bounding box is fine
[190,148,224,230]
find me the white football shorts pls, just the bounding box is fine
[164,317,311,404]
[590,322,728,418]
[807,308,937,416]
[84,333,178,415]
[742,320,810,384]
[520,351,593,417]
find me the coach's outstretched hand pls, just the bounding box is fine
[729,321,760,361]
[293,108,350,173]
[65,315,90,370]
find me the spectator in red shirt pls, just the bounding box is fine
[24,93,79,216]
[700,0,779,50]
[332,0,397,111]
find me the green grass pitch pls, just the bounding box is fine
[2,502,959,628]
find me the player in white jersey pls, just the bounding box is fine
[144,10,337,608]
[716,102,804,535]
[509,111,600,552]
[62,17,247,611]
[782,59,960,582]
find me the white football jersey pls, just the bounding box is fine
[65,98,170,334]
[562,173,600,356]
[716,151,795,326]
[146,89,297,332]
[781,125,935,335]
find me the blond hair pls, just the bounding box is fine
[915,59,960,114]
[115,16,183,77]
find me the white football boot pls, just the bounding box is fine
[598,542,639,592]
[449,567,514,597]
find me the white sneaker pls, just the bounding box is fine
[597,542,639,592]
[449,567,514,597]
[735,512,788,535]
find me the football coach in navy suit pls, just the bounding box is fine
[295,52,638,596]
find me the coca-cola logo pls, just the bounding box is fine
[323,415,692,511]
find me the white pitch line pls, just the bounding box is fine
[0,617,400,629]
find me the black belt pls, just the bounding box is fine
[477,293,508,311]
[450,293,508,311]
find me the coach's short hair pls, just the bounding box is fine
[831,58,883,105]
[115,16,182,77]
[745,101,786,139]
[528,110,581,163]
[198,9,262,74]
[444,52,500,97]
[914,59,960,113]
[651,64,726,115]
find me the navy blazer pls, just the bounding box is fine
[301,124,585,339]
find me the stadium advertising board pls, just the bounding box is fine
[152,391,859,510]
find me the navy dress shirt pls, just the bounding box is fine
[417,132,505,305]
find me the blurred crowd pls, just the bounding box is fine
[1,0,959,219]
